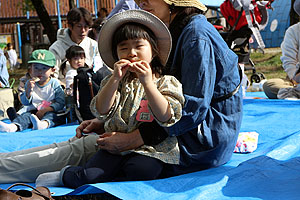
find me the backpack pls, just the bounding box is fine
[72,66,111,122]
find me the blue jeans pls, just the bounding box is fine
[13,110,65,131]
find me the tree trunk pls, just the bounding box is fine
[69,0,76,10]
[30,0,57,44]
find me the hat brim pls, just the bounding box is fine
[98,10,171,69]
[28,60,54,68]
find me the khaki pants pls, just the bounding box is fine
[263,78,293,99]
[0,134,99,183]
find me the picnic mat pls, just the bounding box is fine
[1,92,300,200]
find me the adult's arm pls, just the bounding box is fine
[76,118,168,152]
[49,41,63,79]
[280,23,300,81]
[0,53,9,87]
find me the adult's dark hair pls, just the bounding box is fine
[67,7,93,27]
[97,7,108,18]
[88,18,106,40]
[112,23,163,75]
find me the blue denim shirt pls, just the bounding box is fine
[107,0,140,19]
[167,15,243,171]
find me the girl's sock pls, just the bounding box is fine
[0,121,18,132]
[30,114,49,130]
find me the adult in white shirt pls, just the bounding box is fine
[263,0,300,99]
[49,7,104,86]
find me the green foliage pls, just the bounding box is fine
[17,0,35,15]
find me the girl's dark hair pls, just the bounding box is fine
[112,23,163,75]
[60,45,86,76]
[65,45,86,60]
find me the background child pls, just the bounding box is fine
[60,45,89,91]
[0,49,65,132]
[36,10,184,188]
[5,43,19,70]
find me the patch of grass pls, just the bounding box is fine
[245,50,286,80]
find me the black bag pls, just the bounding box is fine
[73,66,111,122]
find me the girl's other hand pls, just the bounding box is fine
[113,59,132,80]
[131,60,153,85]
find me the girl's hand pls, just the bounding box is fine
[113,59,132,80]
[130,60,153,85]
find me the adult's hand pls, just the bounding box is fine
[75,118,105,138]
[96,129,144,154]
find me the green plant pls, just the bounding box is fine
[245,51,286,80]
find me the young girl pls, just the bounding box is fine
[59,45,88,91]
[36,10,184,188]
[0,49,65,132]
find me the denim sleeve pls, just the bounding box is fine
[50,80,65,112]
[20,80,32,106]
[168,38,216,136]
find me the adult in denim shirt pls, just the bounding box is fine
[0,0,242,183]
[131,0,243,177]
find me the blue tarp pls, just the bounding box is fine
[1,92,300,199]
